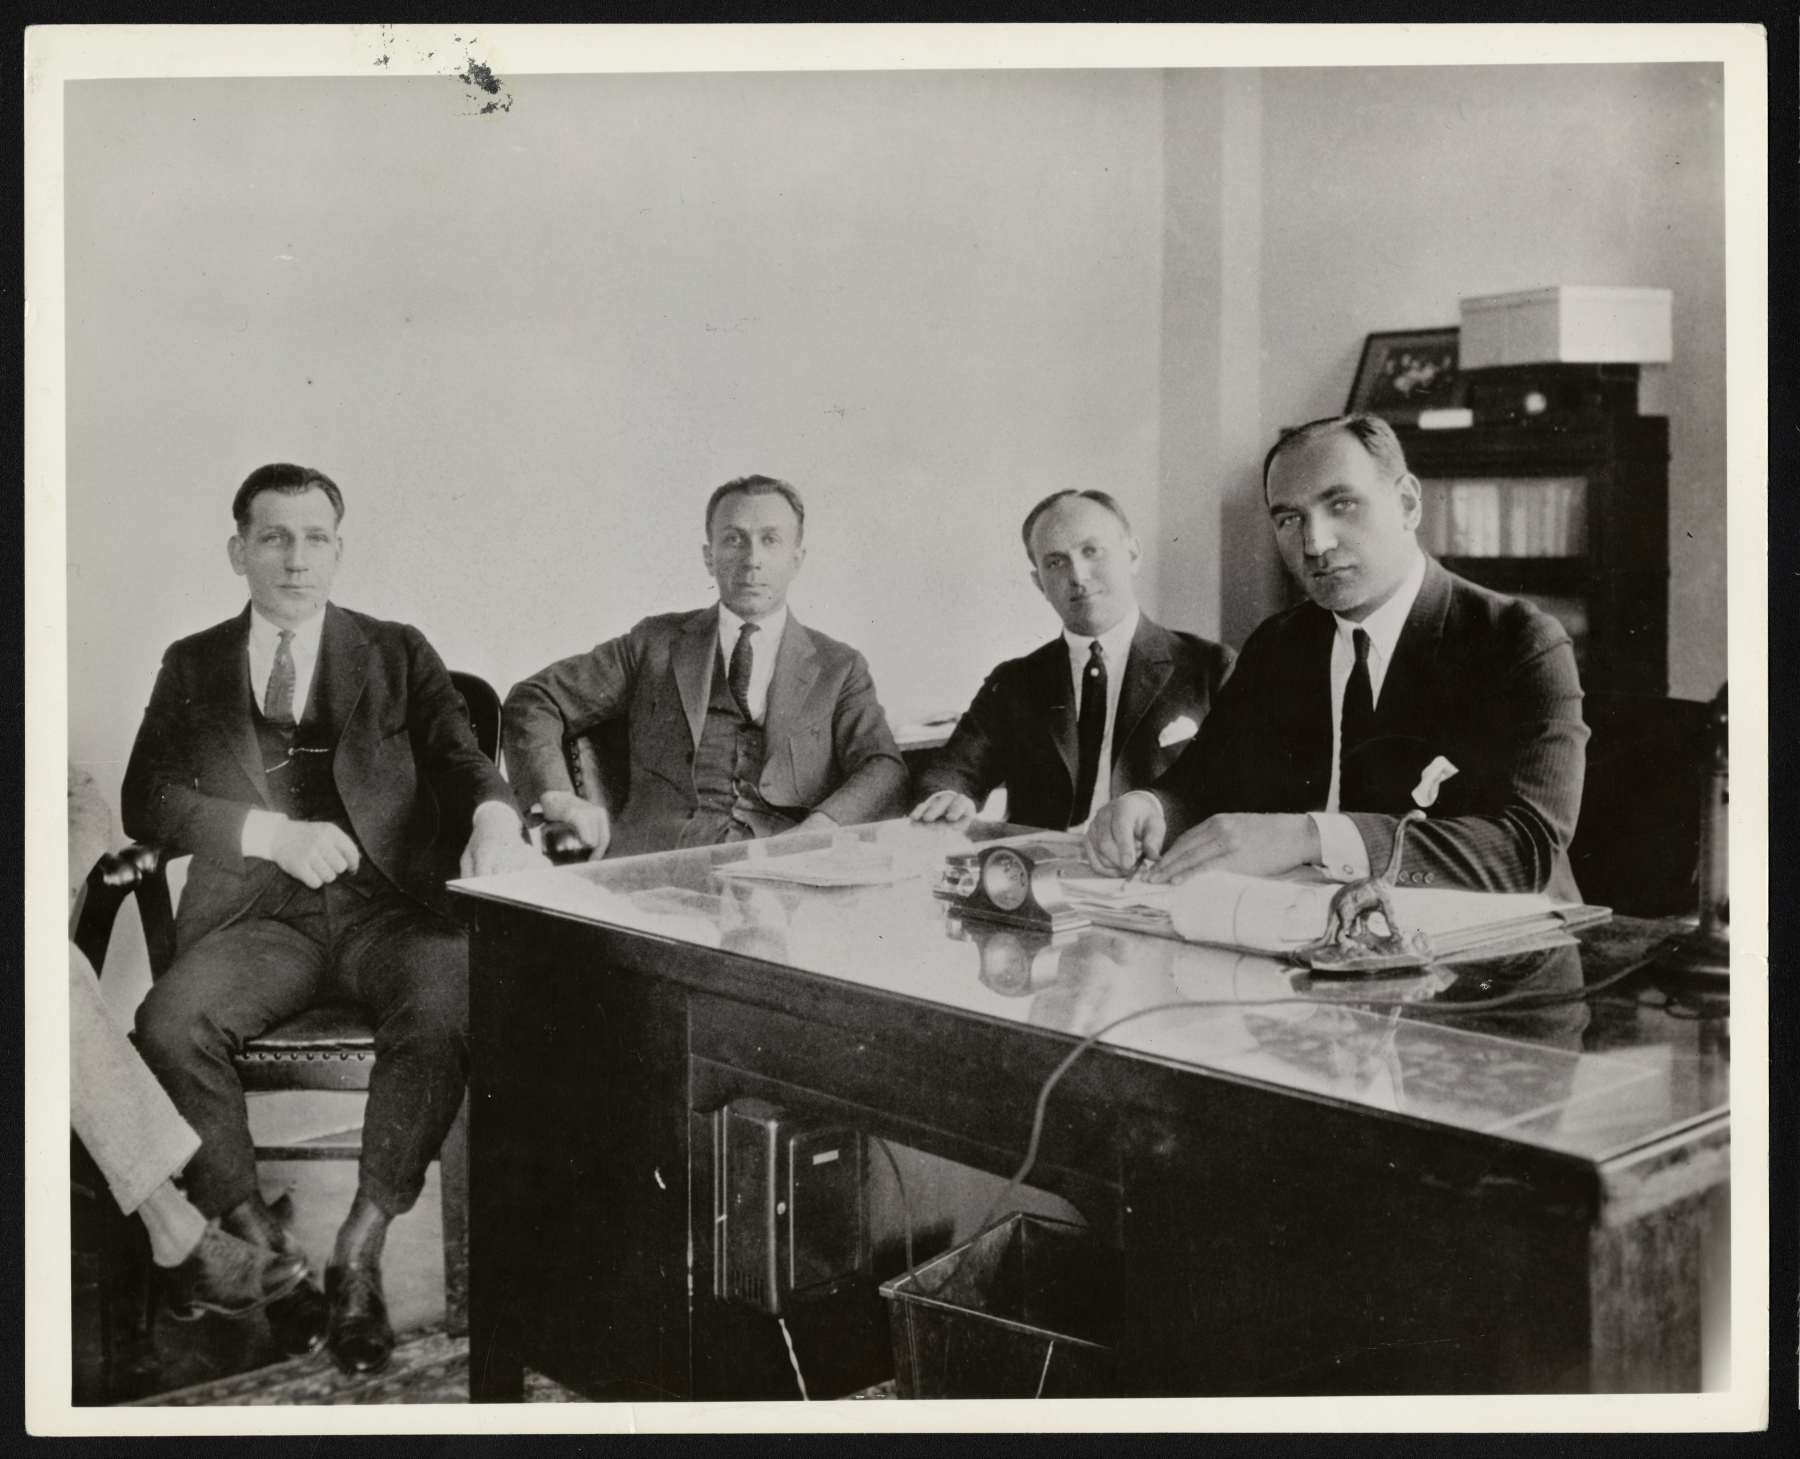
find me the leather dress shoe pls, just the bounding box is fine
[266,1275,331,1357]
[222,1193,328,1355]
[326,1261,395,1376]
[165,1227,309,1321]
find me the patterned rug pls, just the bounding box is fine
[129,1329,582,1405]
[130,1329,900,1405]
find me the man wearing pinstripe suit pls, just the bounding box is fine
[1087,414,1588,900]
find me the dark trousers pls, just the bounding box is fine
[134,877,468,1220]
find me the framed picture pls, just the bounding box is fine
[1346,327,1463,422]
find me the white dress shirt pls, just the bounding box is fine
[1064,605,1141,828]
[716,602,789,727]
[239,601,520,864]
[1310,550,1427,880]
[241,605,326,860]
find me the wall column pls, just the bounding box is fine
[1158,69,1268,647]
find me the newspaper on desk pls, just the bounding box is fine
[711,835,933,888]
[1055,865,1609,963]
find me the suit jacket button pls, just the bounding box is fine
[1423,873,1434,884]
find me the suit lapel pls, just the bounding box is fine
[763,615,822,754]
[1112,616,1174,769]
[314,603,371,743]
[1027,638,1079,793]
[211,606,270,807]
[1374,558,1450,738]
[1293,605,1338,799]
[672,607,718,751]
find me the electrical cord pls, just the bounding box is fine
[866,957,1653,1306]
[964,956,1656,1254]
[776,1316,809,1400]
[870,1133,964,1300]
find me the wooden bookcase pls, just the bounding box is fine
[1396,415,1669,696]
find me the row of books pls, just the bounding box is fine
[1416,476,1588,559]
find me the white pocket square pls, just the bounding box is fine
[1158,715,1199,748]
[1412,755,1459,808]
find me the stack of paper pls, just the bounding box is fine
[713,841,922,888]
[1057,868,1607,963]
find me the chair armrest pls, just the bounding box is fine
[72,842,167,973]
[96,842,162,889]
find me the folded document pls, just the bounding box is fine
[1058,868,1608,962]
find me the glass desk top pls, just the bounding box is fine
[452,819,1729,1168]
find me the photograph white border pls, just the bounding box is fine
[23,20,1771,1437]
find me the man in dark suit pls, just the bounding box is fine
[503,475,908,857]
[1087,415,1588,898]
[123,464,544,1375]
[911,490,1233,831]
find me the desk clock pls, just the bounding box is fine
[934,840,1091,934]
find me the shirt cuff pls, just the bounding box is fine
[472,799,523,836]
[241,809,289,861]
[1308,812,1370,882]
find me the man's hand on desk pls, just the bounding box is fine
[1135,813,1319,884]
[910,790,978,825]
[462,801,552,878]
[535,790,611,860]
[1085,797,1320,884]
[269,820,361,889]
[1085,791,1167,875]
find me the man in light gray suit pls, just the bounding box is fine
[504,476,908,858]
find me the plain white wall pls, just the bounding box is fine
[67,62,1730,824]
[66,70,1167,816]
[1193,63,1725,688]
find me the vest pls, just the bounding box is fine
[683,648,794,846]
[251,683,387,896]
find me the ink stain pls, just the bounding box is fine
[462,61,502,94]
[457,57,514,114]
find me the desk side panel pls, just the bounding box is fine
[469,902,692,1401]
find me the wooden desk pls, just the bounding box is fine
[452,822,1728,1401]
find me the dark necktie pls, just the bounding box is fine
[728,621,758,717]
[264,629,297,730]
[1071,640,1108,827]
[1339,627,1376,808]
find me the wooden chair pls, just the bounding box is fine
[72,670,502,1337]
[1567,690,1712,918]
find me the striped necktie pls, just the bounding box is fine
[728,621,758,717]
[264,629,298,730]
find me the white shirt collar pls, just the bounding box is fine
[1333,550,1425,663]
[1062,604,1140,669]
[717,600,789,652]
[249,602,326,654]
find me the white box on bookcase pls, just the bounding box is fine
[1459,286,1672,367]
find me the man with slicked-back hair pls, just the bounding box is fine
[505,475,908,857]
[912,489,1232,833]
[124,463,545,1377]
[1086,415,1589,899]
